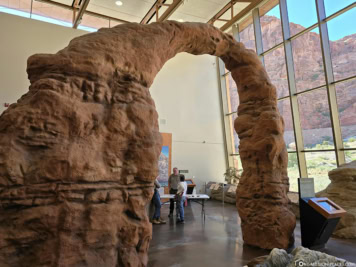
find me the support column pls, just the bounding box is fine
[279,0,307,177]
[315,0,345,165]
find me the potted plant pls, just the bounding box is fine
[224,167,240,185]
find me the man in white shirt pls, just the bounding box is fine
[176,175,187,224]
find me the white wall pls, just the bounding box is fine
[0,13,87,114]
[150,53,227,192]
[0,13,227,192]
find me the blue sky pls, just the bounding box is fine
[266,0,355,41]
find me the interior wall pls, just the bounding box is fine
[150,53,227,192]
[0,13,227,192]
[0,13,87,114]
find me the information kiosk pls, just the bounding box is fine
[298,178,346,249]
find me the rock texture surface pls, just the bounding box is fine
[0,21,294,266]
[317,161,356,239]
[248,246,355,267]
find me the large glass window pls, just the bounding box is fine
[345,151,356,163]
[297,88,334,150]
[277,99,295,151]
[31,1,72,27]
[225,72,239,114]
[239,18,256,52]
[225,71,240,154]
[286,0,318,37]
[0,0,31,17]
[324,0,354,17]
[335,79,356,148]
[292,29,325,92]
[305,152,336,192]
[328,7,356,81]
[228,113,239,153]
[288,152,299,192]
[231,155,243,176]
[264,47,289,98]
[260,4,283,51]
[220,0,355,193]
[80,14,110,30]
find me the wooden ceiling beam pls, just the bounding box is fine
[208,0,257,25]
[73,0,90,28]
[157,0,184,22]
[220,0,263,31]
[141,0,167,24]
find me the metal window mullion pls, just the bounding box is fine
[217,58,235,168]
[315,0,345,165]
[252,8,264,65]
[279,0,307,178]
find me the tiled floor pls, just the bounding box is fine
[148,200,356,267]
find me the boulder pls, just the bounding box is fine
[317,161,356,239]
[248,246,355,267]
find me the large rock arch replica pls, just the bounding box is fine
[0,22,295,266]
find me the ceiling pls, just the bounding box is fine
[0,0,264,31]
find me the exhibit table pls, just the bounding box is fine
[160,194,210,219]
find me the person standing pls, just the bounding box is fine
[168,167,180,217]
[176,175,187,224]
[152,179,166,225]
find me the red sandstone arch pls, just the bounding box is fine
[0,21,295,266]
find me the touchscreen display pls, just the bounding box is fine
[318,201,337,212]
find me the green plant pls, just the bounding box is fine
[224,167,240,185]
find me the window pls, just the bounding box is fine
[324,0,354,17]
[0,0,31,17]
[225,72,239,114]
[286,0,318,37]
[297,88,334,150]
[228,113,239,153]
[80,14,110,30]
[264,47,289,98]
[305,152,336,192]
[260,3,283,51]
[345,151,356,163]
[292,29,325,92]
[328,7,356,82]
[277,99,295,151]
[239,17,256,52]
[231,155,243,176]
[288,152,299,192]
[31,1,72,27]
[335,79,356,148]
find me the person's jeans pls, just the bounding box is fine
[169,188,178,214]
[177,196,186,221]
[152,190,161,219]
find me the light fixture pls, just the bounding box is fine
[115,1,123,6]
[178,19,184,22]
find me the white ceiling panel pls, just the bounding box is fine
[169,0,230,23]
[87,0,156,23]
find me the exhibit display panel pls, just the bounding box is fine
[298,178,346,249]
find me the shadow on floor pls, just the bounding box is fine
[148,200,356,267]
